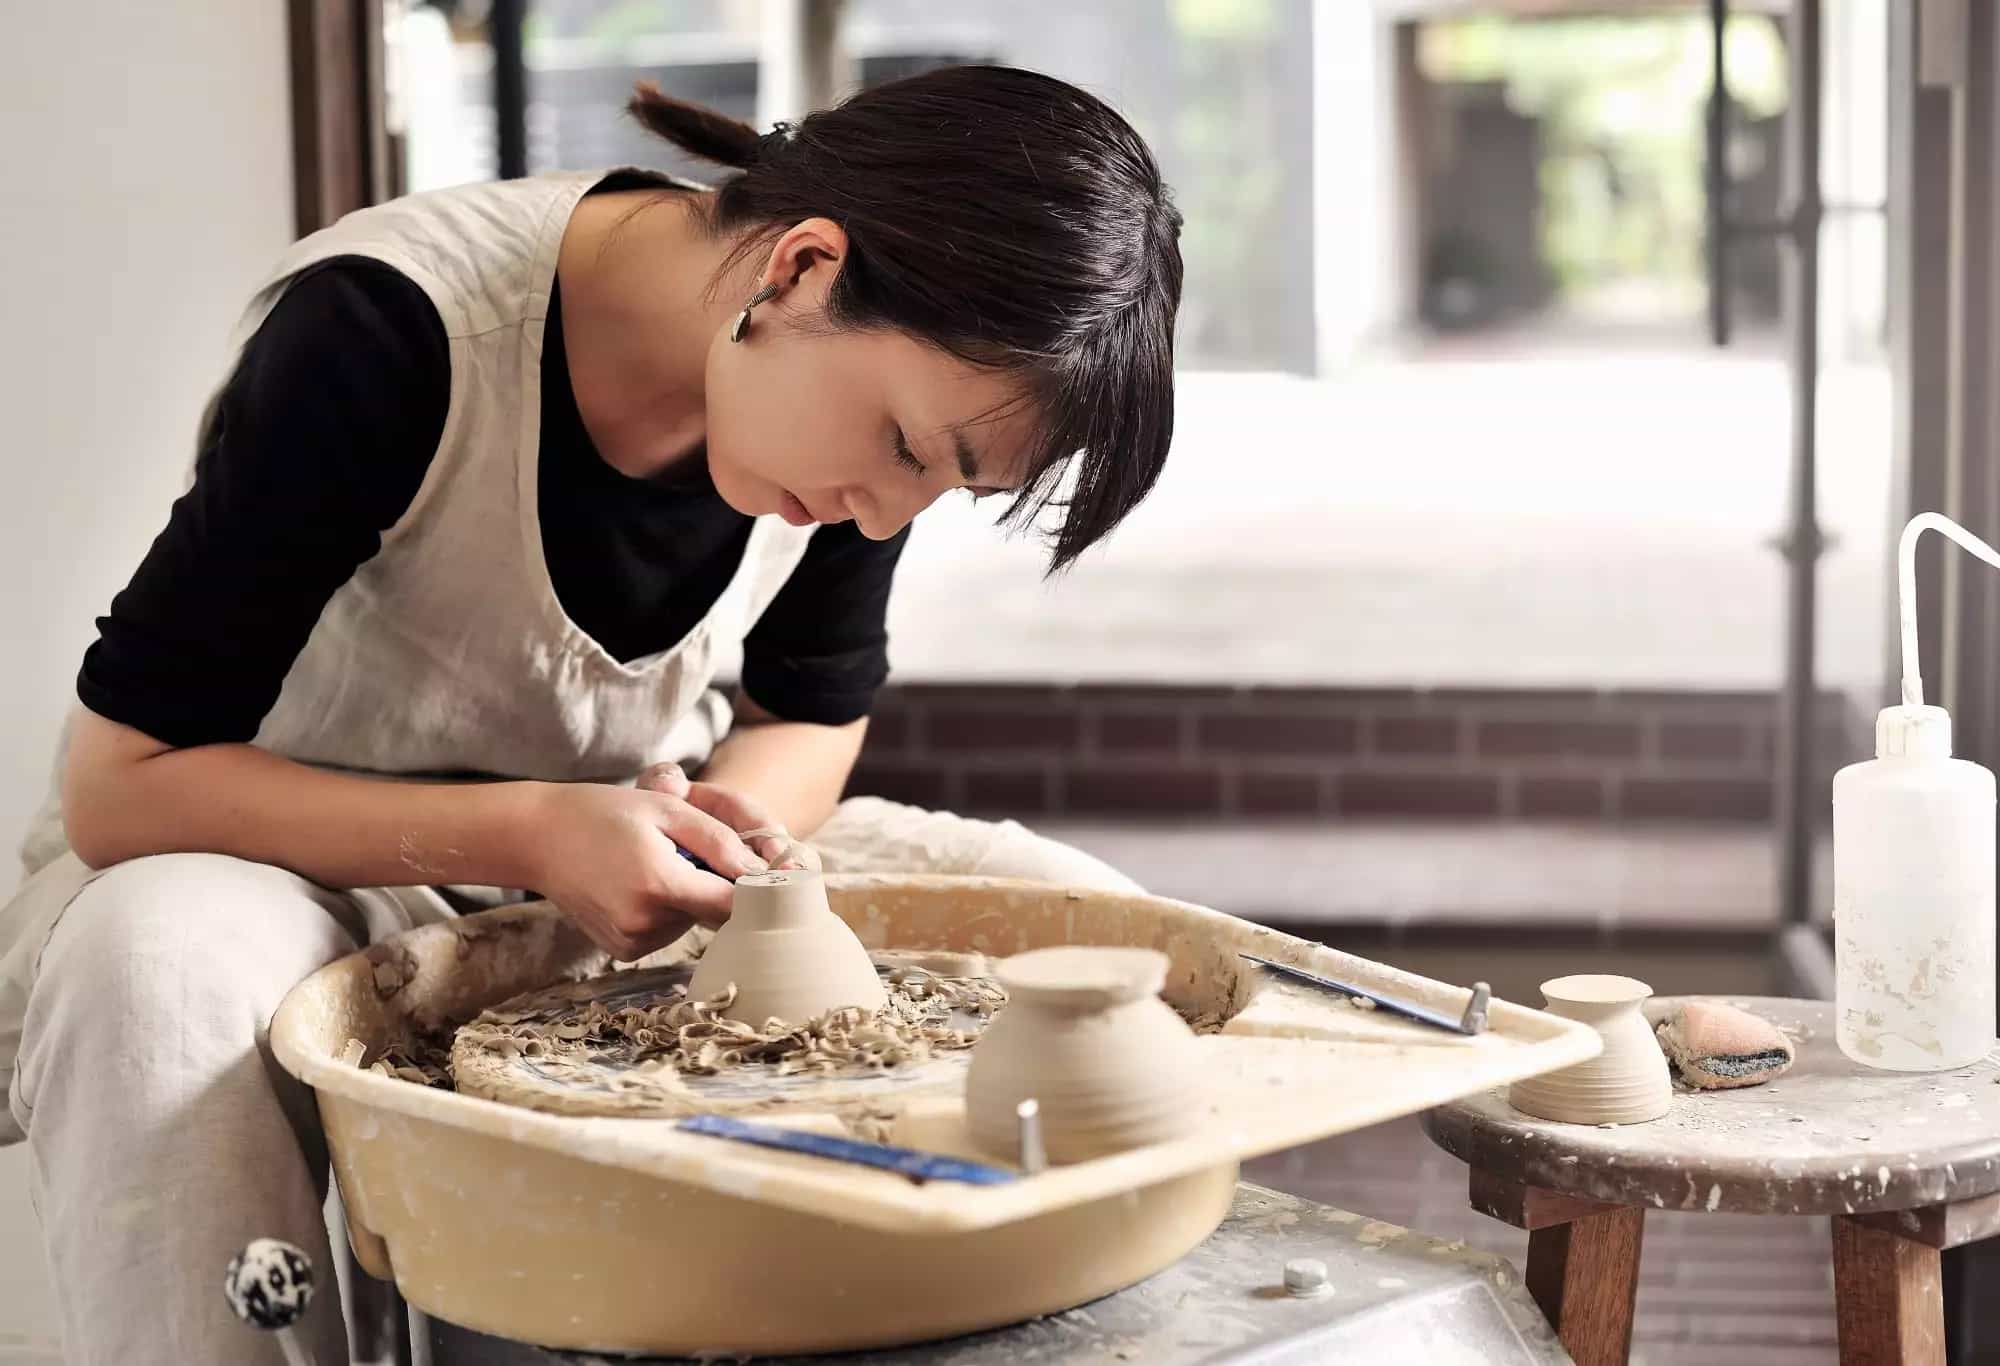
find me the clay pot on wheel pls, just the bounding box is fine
[1509,974,1671,1125]
[688,869,887,1025]
[966,946,1200,1164]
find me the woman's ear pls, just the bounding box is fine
[758,217,849,306]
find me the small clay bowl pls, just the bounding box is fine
[966,946,1200,1164]
[1509,973,1671,1125]
[688,869,887,1026]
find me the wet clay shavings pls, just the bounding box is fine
[461,966,1006,1079]
[369,1029,455,1088]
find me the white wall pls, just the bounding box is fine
[0,5,295,1357]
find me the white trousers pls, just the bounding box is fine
[0,796,1137,1365]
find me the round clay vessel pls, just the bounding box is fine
[688,869,887,1025]
[966,946,1201,1164]
[1508,974,1671,1125]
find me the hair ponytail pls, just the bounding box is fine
[627,81,760,169]
[628,66,1182,572]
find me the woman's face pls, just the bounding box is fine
[702,222,1032,539]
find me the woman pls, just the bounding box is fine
[0,65,1181,1362]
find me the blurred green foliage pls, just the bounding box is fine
[1169,0,1290,366]
[1423,12,1787,302]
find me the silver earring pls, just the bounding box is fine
[730,283,779,343]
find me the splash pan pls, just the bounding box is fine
[272,876,1598,1356]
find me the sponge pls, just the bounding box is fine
[1654,1000,1795,1089]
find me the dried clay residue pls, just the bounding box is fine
[369,961,1007,1096]
[368,954,1227,1103]
[369,1028,456,1088]
[365,944,420,1001]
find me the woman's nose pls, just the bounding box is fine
[848,481,937,540]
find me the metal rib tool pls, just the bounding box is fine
[1238,954,1491,1036]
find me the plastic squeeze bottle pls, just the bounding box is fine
[1834,512,1998,1070]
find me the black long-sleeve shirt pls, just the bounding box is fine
[79,254,905,750]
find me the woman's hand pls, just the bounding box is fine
[637,762,821,871]
[522,781,769,960]
[55,712,793,947]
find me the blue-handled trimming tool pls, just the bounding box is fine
[677,1114,1020,1185]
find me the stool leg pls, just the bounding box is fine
[1523,1206,1645,1366]
[1832,1216,1945,1365]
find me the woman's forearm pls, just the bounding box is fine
[63,707,546,889]
[699,698,866,838]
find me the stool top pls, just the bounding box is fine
[1421,997,2000,1216]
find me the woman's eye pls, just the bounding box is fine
[891,427,926,475]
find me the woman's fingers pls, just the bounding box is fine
[672,780,814,867]
[605,838,736,953]
[733,825,795,867]
[643,792,767,879]
[631,774,806,875]
[649,862,733,930]
[772,840,820,872]
[681,780,779,835]
[636,761,691,799]
[598,906,700,960]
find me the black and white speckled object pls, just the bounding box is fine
[224,1238,315,1330]
[1654,999,1797,1090]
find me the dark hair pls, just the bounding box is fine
[628,66,1182,571]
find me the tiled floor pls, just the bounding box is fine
[1246,1117,1838,1366]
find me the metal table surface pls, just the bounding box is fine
[419,1182,1572,1365]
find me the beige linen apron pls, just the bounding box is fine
[0,170,814,1142]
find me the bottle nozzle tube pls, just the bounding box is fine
[1898,513,2000,710]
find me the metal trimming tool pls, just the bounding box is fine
[1239,954,1491,1036]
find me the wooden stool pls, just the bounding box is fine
[1421,996,2000,1366]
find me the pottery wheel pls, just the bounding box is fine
[444,951,1004,1122]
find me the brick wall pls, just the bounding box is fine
[843,684,1871,823]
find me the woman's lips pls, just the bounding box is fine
[779,490,815,527]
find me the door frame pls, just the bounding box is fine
[289,0,390,236]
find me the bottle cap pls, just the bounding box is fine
[1876,705,1953,759]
